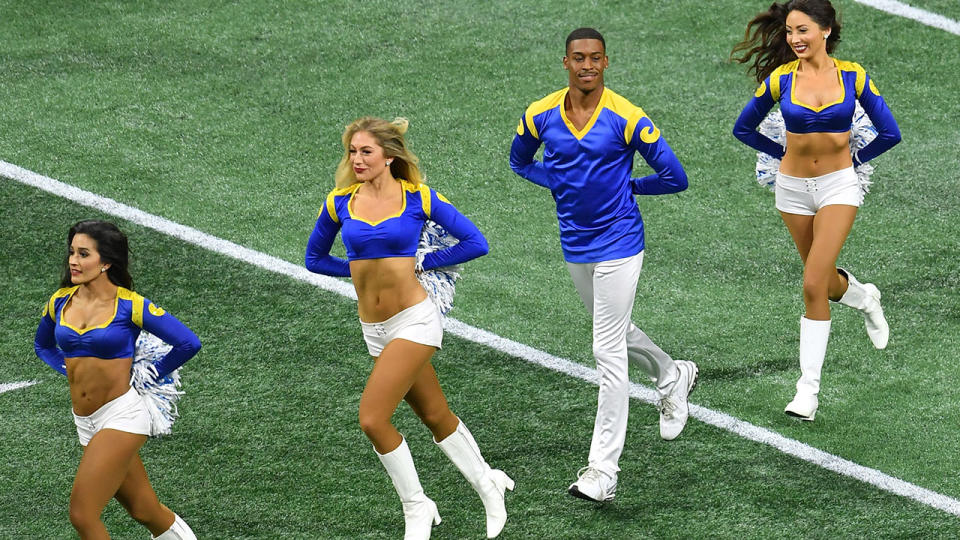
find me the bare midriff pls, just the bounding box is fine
[66,356,134,416]
[781,130,853,178]
[350,257,427,323]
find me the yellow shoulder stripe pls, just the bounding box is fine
[835,59,867,97]
[523,89,566,140]
[118,287,146,328]
[755,80,767,98]
[419,184,432,217]
[46,286,77,320]
[321,185,358,223]
[770,61,798,101]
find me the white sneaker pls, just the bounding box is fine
[567,467,616,502]
[785,392,818,421]
[658,360,698,441]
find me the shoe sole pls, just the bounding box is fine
[658,361,699,441]
[567,485,614,503]
[784,408,816,421]
[686,362,699,395]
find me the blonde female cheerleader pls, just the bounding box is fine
[306,117,512,539]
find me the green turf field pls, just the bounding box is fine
[2,1,959,538]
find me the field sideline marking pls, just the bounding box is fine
[854,0,960,36]
[4,160,959,518]
[0,381,38,395]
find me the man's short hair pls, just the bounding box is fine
[565,27,605,53]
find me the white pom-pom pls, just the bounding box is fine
[130,331,183,437]
[756,110,787,191]
[415,220,461,315]
[755,103,877,195]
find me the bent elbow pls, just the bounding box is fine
[477,237,490,257]
[189,335,202,356]
[304,254,320,274]
[674,170,689,192]
[888,129,902,147]
[732,126,750,144]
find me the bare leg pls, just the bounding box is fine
[113,454,177,537]
[69,429,147,539]
[358,339,437,453]
[780,205,857,320]
[404,361,459,442]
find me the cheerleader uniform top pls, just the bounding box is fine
[305,179,489,277]
[733,58,901,165]
[34,286,201,377]
[509,86,688,264]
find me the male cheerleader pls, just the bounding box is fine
[509,27,698,503]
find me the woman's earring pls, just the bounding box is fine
[100,267,106,273]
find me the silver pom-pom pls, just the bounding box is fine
[415,220,461,315]
[130,331,183,437]
[756,102,877,195]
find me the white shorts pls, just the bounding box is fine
[775,167,862,215]
[72,387,151,446]
[360,297,443,357]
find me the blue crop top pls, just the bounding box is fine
[34,286,201,378]
[305,179,489,277]
[733,58,901,166]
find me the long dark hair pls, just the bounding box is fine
[731,0,842,83]
[60,220,133,289]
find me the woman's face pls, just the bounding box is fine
[68,233,108,285]
[349,131,391,182]
[785,10,830,60]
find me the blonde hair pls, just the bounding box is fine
[333,116,424,189]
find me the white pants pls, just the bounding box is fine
[566,252,678,476]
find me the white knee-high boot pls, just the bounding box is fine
[377,437,441,540]
[785,317,831,421]
[837,268,889,349]
[152,514,197,540]
[435,421,514,539]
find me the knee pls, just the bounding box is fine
[416,406,454,432]
[68,500,98,532]
[357,407,389,438]
[802,275,829,304]
[123,499,158,526]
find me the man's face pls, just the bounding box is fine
[563,39,608,93]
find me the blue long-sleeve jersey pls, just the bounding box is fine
[510,87,687,263]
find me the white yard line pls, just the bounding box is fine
[854,0,960,35]
[0,381,38,395]
[4,160,959,516]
